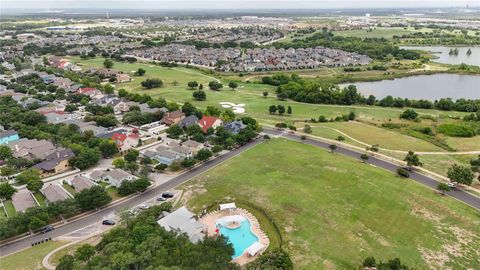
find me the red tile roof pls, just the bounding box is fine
[198,116,220,133]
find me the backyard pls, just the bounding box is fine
[182,138,480,270]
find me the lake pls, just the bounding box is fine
[343,74,480,100]
[401,46,480,66]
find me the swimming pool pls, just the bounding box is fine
[218,218,259,258]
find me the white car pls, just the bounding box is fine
[447,182,457,188]
[138,204,150,210]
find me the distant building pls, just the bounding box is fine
[182,140,204,155]
[41,184,72,203]
[8,138,57,161]
[90,169,136,187]
[111,133,140,153]
[198,116,223,133]
[32,149,75,177]
[179,115,199,129]
[157,206,207,243]
[12,189,38,212]
[224,121,247,135]
[161,110,185,126]
[69,175,95,192]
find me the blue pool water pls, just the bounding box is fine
[218,219,259,258]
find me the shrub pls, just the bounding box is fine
[437,123,477,137]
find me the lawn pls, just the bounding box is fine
[62,183,76,195]
[308,121,446,152]
[182,139,480,269]
[33,192,47,206]
[3,200,17,217]
[0,240,68,270]
[106,186,121,201]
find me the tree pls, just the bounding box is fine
[228,81,238,90]
[246,248,293,270]
[103,59,114,69]
[277,105,285,115]
[155,163,168,172]
[133,178,151,192]
[135,68,146,76]
[166,124,184,139]
[366,95,376,105]
[75,244,96,261]
[181,158,196,168]
[56,255,75,270]
[400,109,419,120]
[141,79,163,89]
[360,154,369,163]
[26,178,43,193]
[118,180,136,196]
[221,109,235,122]
[447,164,474,186]
[437,183,450,195]
[347,111,356,121]
[16,168,40,184]
[268,105,277,114]
[124,149,140,163]
[329,144,337,153]
[125,161,139,173]
[287,106,292,115]
[0,182,16,200]
[263,91,269,97]
[303,124,312,134]
[75,186,112,211]
[193,90,206,101]
[208,81,223,91]
[188,81,199,89]
[99,139,118,158]
[196,148,213,161]
[112,158,126,168]
[0,145,12,160]
[71,148,101,170]
[404,151,422,168]
[212,145,223,155]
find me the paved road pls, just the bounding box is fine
[264,128,480,211]
[0,138,263,257]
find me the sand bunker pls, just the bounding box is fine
[219,102,246,114]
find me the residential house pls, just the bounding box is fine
[198,116,223,133]
[157,206,207,243]
[138,103,158,114]
[224,120,247,135]
[69,175,95,192]
[112,133,140,153]
[8,138,57,161]
[90,169,136,187]
[32,149,75,177]
[41,184,72,203]
[0,130,19,145]
[182,140,204,155]
[179,115,199,129]
[170,145,193,159]
[45,112,75,124]
[161,110,185,125]
[144,148,182,165]
[12,189,38,212]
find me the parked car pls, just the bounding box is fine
[162,192,174,198]
[102,219,116,225]
[397,168,410,178]
[402,166,413,172]
[156,196,166,202]
[41,225,54,234]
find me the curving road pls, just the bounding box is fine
[263,128,480,211]
[2,129,479,257]
[0,138,263,257]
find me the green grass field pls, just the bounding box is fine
[33,192,47,206]
[183,139,480,269]
[3,200,17,217]
[62,184,76,195]
[0,240,68,270]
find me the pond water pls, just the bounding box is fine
[343,74,480,100]
[401,46,480,66]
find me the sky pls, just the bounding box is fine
[1,0,479,11]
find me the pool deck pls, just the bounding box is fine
[200,208,270,265]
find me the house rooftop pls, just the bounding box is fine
[41,184,71,203]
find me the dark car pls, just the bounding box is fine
[41,225,54,234]
[162,192,174,198]
[102,219,116,225]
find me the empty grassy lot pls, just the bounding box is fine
[0,240,68,270]
[183,139,480,270]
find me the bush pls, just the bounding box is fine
[141,78,163,89]
[400,109,418,120]
[397,168,410,178]
[437,123,477,137]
